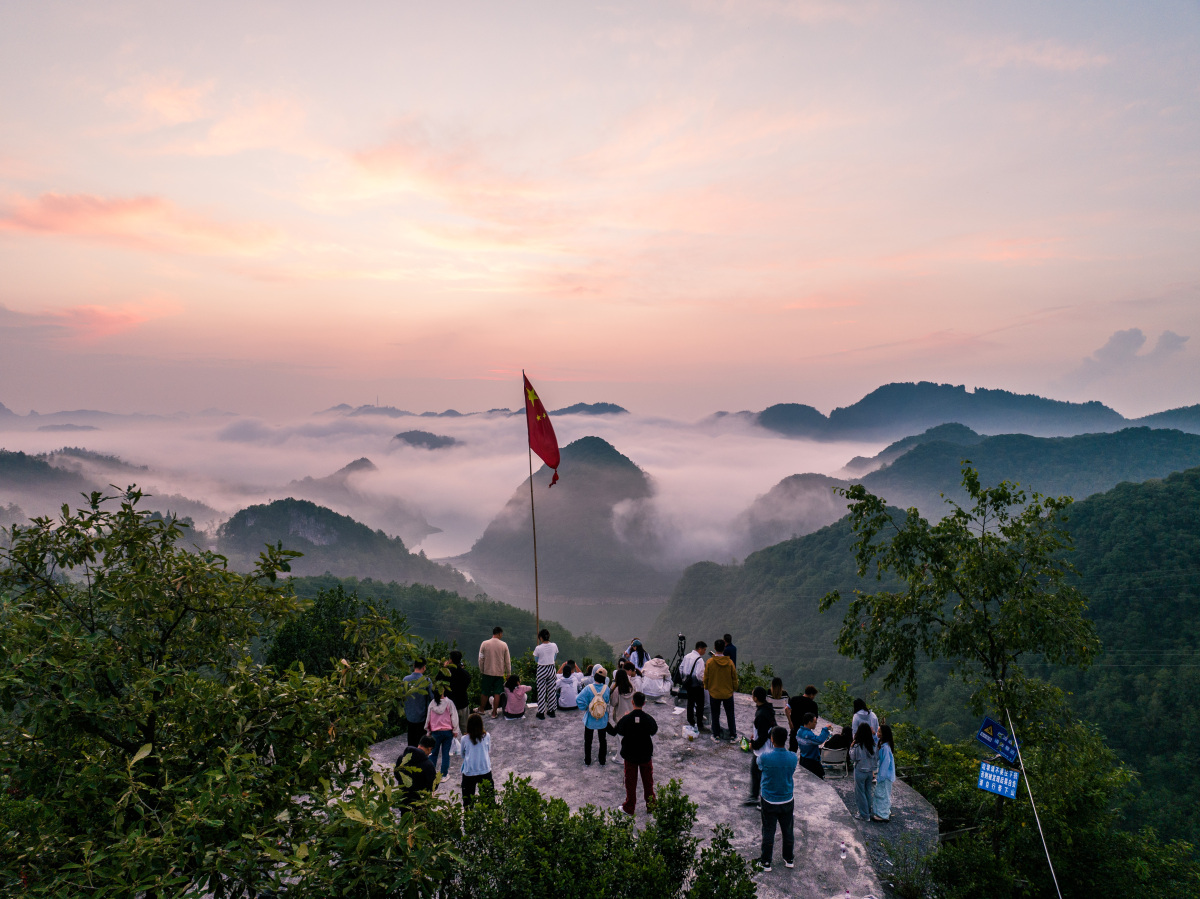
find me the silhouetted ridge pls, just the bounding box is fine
[550,402,629,416]
[392,430,459,450]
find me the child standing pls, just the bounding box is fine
[460,713,493,808]
[850,722,876,820]
[576,666,611,765]
[872,724,896,822]
[533,628,559,720]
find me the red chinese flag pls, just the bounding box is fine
[523,373,561,486]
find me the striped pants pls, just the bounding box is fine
[536,664,557,716]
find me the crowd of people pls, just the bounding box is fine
[394,627,899,872]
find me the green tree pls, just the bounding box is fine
[0,489,454,897]
[820,465,1100,727]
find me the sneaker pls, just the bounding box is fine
[743,797,760,806]
[784,860,795,869]
[760,862,772,873]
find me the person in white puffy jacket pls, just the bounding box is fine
[640,655,672,700]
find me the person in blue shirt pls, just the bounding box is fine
[403,659,434,747]
[872,724,896,822]
[794,711,831,780]
[576,667,612,765]
[756,726,798,872]
[459,713,493,808]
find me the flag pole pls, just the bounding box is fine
[528,442,540,635]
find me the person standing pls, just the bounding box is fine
[786,685,819,752]
[872,724,896,822]
[477,627,511,719]
[722,633,738,665]
[757,727,798,872]
[445,650,473,735]
[794,712,831,780]
[460,713,493,809]
[615,691,658,815]
[403,659,434,747]
[533,628,559,720]
[850,722,876,820]
[424,687,461,779]
[747,686,777,806]
[851,698,879,741]
[703,639,738,741]
[576,666,611,765]
[607,669,635,735]
[680,641,708,730]
[767,677,790,717]
[394,735,438,808]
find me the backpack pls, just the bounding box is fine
[586,684,608,720]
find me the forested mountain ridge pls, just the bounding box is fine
[218,498,469,593]
[755,381,1192,441]
[728,426,1200,558]
[650,465,1200,846]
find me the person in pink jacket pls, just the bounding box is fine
[502,674,532,719]
[424,688,462,778]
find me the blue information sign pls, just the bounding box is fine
[976,716,1019,763]
[978,761,1020,799]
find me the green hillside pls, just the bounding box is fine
[651,465,1200,846]
[218,498,469,594]
[860,426,1200,513]
[287,574,611,665]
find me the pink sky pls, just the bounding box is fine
[1,1,1197,418]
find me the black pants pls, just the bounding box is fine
[710,696,735,737]
[788,728,799,752]
[461,771,494,808]
[750,754,762,799]
[799,754,825,779]
[406,720,425,747]
[686,684,706,727]
[584,727,608,764]
[760,798,795,865]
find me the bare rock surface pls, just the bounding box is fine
[370,693,939,899]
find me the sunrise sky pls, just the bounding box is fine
[1,1,1197,418]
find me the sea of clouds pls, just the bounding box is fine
[0,406,882,567]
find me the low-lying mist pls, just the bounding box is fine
[0,407,882,570]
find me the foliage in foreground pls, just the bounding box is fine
[0,491,755,897]
[821,466,1199,897]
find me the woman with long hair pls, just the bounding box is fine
[424,687,460,779]
[851,698,879,740]
[872,724,896,822]
[607,668,634,734]
[849,722,876,820]
[460,713,493,808]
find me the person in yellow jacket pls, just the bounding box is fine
[703,638,739,742]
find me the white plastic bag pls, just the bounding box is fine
[682,724,699,741]
[450,736,462,756]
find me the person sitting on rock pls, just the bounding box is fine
[501,674,531,719]
[794,711,831,780]
[557,662,583,710]
[639,655,672,701]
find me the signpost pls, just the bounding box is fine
[977,761,1020,799]
[976,715,1019,763]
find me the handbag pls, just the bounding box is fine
[450,736,462,756]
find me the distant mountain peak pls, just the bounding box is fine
[557,435,643,472]
[550,402,629,416]
[393,430,460,450]
[338,457,377,475]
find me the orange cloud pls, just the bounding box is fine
[0,297,176,344]
[107,73,214,127]
[0,192,282,257]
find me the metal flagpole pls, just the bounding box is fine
[528,443,540,635]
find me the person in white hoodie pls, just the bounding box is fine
[556,661,584,710]
[640,655,672,701]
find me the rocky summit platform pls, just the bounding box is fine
[371,692,939,899]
